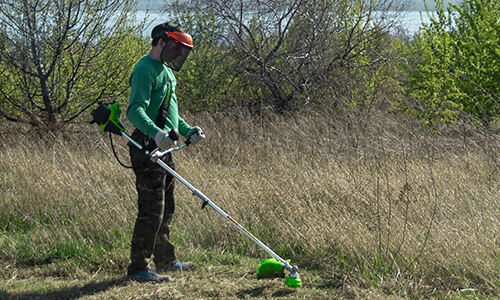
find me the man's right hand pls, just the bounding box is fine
[155,130,177,150]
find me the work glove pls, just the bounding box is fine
[155,130,177,150]
[186,126,205,145]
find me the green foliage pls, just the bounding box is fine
[398,0,500,129]
[168,2,244,112]
[451,0,500,126]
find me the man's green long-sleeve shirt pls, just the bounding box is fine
[126,55,191,139]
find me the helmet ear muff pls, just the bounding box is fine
[165,24,177,32]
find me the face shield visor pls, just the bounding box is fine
[160,32,193,72]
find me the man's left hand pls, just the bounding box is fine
[187,126,205,145]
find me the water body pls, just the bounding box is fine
[134,10,433,38]
[401,11,433,35]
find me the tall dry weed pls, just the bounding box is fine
[1,109,500,293]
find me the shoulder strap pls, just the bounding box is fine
[154,75,172,130]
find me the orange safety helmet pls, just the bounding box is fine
[165,31,193,48]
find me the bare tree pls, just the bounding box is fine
[0,0,147,129]
[168,0,411,113]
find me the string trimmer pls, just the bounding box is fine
[90,101,302,288]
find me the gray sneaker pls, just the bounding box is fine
[157,261,196,272]
[128,269,173,282]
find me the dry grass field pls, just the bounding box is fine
[1,108,500,299]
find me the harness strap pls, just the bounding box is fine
[155,75,172,130]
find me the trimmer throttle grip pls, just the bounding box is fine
[169,128,180,141]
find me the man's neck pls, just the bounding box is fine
[148,46,162,62]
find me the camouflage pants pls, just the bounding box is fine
[127,130,177,275]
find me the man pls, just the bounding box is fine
[126,22,205,282]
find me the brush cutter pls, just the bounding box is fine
[90,101,302,288]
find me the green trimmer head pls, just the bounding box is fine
[257,258,302,288]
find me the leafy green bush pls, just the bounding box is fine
[396,0,500,129]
